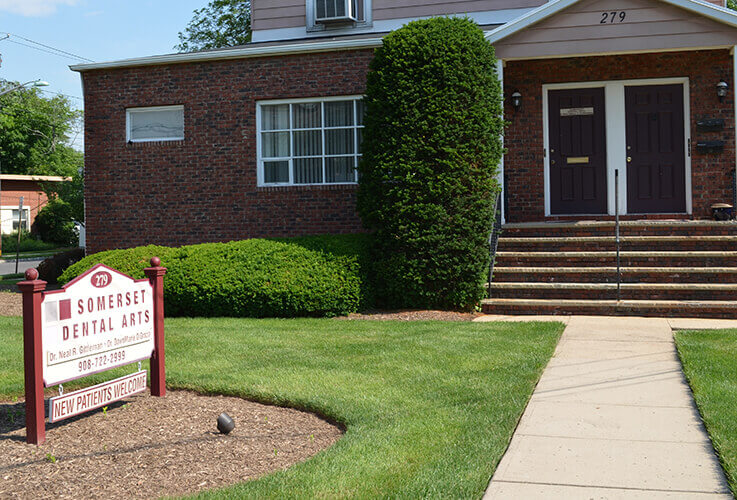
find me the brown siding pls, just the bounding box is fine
[495,0,737,59]
[252,0,305,30]
[373,0,544,20]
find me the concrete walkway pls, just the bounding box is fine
[483,315,733,499]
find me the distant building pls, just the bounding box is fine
[0,174,70,234]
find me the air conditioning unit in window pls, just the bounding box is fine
[315,0,358,24]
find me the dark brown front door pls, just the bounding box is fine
[549,88,608,214]
[625,84,686,214]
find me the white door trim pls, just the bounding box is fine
[542,77,691,217]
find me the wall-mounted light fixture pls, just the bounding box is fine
[717,80,728,102]
[511,91,522,111]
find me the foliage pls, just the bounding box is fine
[729,0,736,11]
[175,0,251,52]
[357,17,503,310]
[34,198,78,246]
[37,248,86,284]
[0,81,82,177]
[0,314,564,497]
[1,231,58,253]
[42,169,84,224]
[675,329,737,495]
[59,235,373,317]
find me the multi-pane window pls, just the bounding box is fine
[258,97,364,186]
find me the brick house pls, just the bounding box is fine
[72,0,737,317]
[0,174,68,235]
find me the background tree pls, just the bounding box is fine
[0,81,82,177]
[176,0,251,52]
[357,17,503,310]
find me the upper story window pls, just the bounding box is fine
[306,0,372,33]
[257,96,364,186]
[126,105,184,143]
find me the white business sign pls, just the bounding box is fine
[48,371,147,423]
[41,264,155,386]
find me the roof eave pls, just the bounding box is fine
[70,37,384,72]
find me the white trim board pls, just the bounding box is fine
[541,77,691,217]
[71,38,383,72]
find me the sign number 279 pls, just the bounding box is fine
[601,11,626,23]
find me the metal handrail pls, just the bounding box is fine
[488,190,503,298]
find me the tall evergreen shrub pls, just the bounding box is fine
[357,17,503,309]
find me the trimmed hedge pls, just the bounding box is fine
[357,17,503,310]
[58,236,370,318]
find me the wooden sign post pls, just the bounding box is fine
[18,257,167,445]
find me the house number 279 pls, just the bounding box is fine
[600,11,626,23]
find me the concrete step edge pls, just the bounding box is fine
[496,251,737,257]
[499,236,737,243]
[502,221,737,229]
[481,298,737,308]
[488,282,737,290]
[494,267,737,273]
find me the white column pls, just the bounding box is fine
[605,82,627,216]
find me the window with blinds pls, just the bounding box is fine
[258,97,364,186]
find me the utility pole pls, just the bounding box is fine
[15,196,23,274]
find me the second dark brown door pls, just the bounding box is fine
[549,88,608,215]
[625,84,686,214]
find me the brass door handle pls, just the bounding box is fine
[627,156,632,163]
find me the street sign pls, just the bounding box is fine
[49,371,147,423]
[41,264,154,386]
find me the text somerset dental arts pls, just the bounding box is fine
[59,289,151,341]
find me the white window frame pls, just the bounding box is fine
[126,105,185,143]
[256,95,364,187]
[1,206,30,234]
[306,0,372,33]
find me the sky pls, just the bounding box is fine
[0,0,208,149]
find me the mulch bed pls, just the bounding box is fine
[337,309,482,321]
[0,292,21,317]
[0,391,342,499]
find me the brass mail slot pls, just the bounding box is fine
[566,156,590,164]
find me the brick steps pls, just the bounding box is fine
[493,267,737,283]
[496,251,737,268]
[501,220,737,238]
[483,220,737,318]
[480,298,737,319]
[498,236,737,252]
[488,282,737,301]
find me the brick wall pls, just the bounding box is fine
[503,49,735,222]
[82,49,374,253]
[0,180,51,232]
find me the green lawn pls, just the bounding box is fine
[0,316,563,498]
[675,329,737,495]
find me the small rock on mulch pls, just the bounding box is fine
[0,390,342,499]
